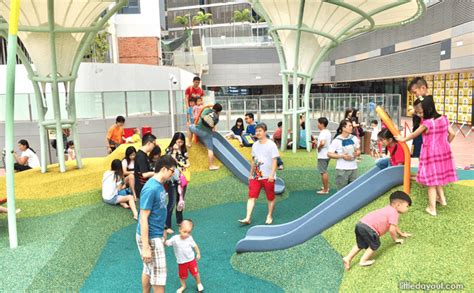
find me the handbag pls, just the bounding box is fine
[176,173,187,212]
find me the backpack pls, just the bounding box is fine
[202,110,219,128]
[241,133,255,147]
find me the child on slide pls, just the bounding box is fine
[343,191,412,270]
[375,128,404,169]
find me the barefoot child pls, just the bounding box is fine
[316,117,331,194]
[343,191,412,270]
[396,96,457,216]
[239,123,279,225]
[165,219,204,293]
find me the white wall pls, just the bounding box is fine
[0,63,197,94]
[111,1,161,38]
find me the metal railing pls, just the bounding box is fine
[215,93,402,132]
[0,90,186,122]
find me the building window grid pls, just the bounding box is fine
[119,0,141,14]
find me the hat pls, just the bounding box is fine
[390,191,412,206]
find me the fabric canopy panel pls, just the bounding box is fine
[0,0,113,77]
[257,0,424,76]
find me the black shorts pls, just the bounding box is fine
[355,222,381,250]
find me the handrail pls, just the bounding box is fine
[376,106,411,194]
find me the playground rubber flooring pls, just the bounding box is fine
[1,142,473,292]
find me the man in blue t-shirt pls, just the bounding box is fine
[245,112,257,137]
[136,155,177,293]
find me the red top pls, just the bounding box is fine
[387,142,404,166]
[185,86,204,106]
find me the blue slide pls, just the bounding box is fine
[235,165,404,253]
[211,132,285,194]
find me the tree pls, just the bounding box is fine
[175,14,191,51]
[192,11,213,45]
[84,30,110,63]
[232,8,254,41]
[175,14,190,29]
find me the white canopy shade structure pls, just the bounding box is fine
[0,0,127,248]
[251,0,425,152]
[0,0,126,173]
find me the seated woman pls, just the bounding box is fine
[298,122,315,149]
[102,159,138,220]
[224,118,244,145]
[122,146,137,200]
[13,139,40,172]
[375,128,404,169]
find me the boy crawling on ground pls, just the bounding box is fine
[343,191,412,270]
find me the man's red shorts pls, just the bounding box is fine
[248,178,275,201]
[178,259,199,280]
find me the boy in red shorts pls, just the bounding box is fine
[343,191,412,271]
[239,123,279,225]
[165,219,203,293]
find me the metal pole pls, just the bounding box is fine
[68,80,82,168]
[48,0,66,172]
[304,77,312,152]
[169,84,176,136]
[291,0,306,153]
[226,97,231,131]
[5,0,21,249]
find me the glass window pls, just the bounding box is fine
[127,91,151,117]
[174,90,186,115]
[0,94,29,121]
[119,0,140,14]
[76,92,103,119]
[151,91,170,114]
[41,92,68,121]
[103,92,126,119]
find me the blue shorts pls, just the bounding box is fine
[189,124,213,151]
[375,158,391,170]
[104,188,131,205]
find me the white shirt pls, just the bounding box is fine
[21,149,40,168]
[122,159,134,171]
[102,171,120,201]
[328,135,360,170]
[371,126,380,141]
[251,139,280,179]
[166,235,197,264]
[317,129,332,159]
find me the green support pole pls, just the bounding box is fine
[291,0,305,153]
[5,0,21,249]
[68,80,82,168]
[304,77,312,152]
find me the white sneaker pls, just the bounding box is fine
[197,283,204,292]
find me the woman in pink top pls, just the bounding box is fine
[397,96,457,216]
[343,191,412,270]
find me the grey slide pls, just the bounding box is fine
[211,132,285,194]
[235,165,404,253]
